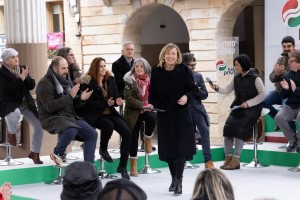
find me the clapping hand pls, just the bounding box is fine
[280,79,289,90]
[20,66,29,81]
[80,89,93,101]
[70,84,80,98]
[116,97,123,106]
[107,97,115,106]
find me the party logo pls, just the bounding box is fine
[282,0,300,27]
[216,60,227,71]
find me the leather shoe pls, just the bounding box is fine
[99,149,113,163]
[274,125,280,131]
[287,141,297,152]
[28,151,43,164]
[117,166,130,180]
[7,134,16,146]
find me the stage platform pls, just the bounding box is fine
[1,142,300,200]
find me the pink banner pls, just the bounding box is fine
[47,32,63,50]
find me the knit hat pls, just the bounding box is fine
[61,161,102,200]
[97,178,147,200]
[1,48,18,61]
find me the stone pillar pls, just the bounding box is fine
[0,0,57,158]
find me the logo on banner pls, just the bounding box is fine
[216,60,227,71]
[216,60,235,76]
[282,0,300,27]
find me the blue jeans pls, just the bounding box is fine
[54,119,98,163]
[190,106,212,162]
[263,90,283,119]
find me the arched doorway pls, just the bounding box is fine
[217,0,265,79]
[123,4,190,66]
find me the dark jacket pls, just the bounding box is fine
[36,68,83,134]
[269,55,290,91]
[81,75,122,126]
[189,72,209,126]
[224,69,263,140]
[112,55,134,98]
[149,64,199,162]
[123,72,146,130]
[278,70,300,109]
[0,64,38,118]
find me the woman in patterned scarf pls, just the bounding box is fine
[123,57,156,177]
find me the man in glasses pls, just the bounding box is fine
[275,50,300,152]
[264,36,296,132]
[182,52,214,169]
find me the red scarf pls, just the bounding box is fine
[135,74,149,106]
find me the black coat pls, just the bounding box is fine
[82,76,122,126]
[149,64,199,162]
[0,64,38,118]
[112,55,134,98]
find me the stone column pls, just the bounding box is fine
[0,0,56,158]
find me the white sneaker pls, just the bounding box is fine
[50,154,67,167]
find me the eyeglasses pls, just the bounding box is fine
[289,59,296,64]
[188,63,197,67]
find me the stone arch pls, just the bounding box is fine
[122,3,189,66]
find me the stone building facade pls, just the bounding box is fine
[65,0,264,145]
[0,0,264,156]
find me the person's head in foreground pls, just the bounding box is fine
[191,168,235,200]
[97,178,147,200]
[61,161,102,200]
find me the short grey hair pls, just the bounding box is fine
[131,57,151,75]
[182,52,195,66]
[1,48,18,61]
[122,41,134,50]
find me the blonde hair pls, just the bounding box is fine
[158,43,182,67]
[191,168,235,200]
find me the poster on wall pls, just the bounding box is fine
[0,34,6,62]
[216,37,239,83]
[47,32,63,50]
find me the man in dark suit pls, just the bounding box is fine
[182,52,214,169]
[112,41,135,99]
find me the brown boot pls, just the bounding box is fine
[220,156,232,169]
[224,156,240,170]
[205,160,214,169]
[7,133,17,146]
[144,135,153,154]
[130,157,138,177]
[28,151,43,164]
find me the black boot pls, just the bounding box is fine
[174,177,182,195]
[169,176,176,192]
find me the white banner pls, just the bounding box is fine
[265,0,300,91]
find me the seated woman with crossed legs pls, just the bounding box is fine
[81,57,131,179]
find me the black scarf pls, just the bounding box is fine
[47,67,72,95]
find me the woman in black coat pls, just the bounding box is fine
[81,57,131,179]
[149,43,199,195]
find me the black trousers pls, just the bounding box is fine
[94,114,131,167]
[130,111,156,157]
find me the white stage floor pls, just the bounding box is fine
[12,161,300,200]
